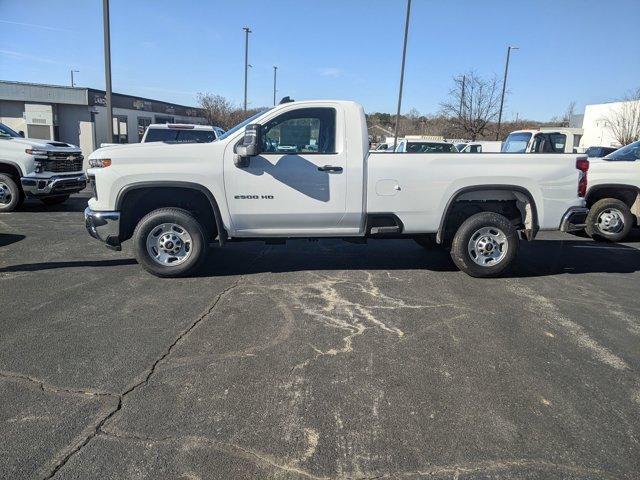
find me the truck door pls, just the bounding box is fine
[224,107,349,235]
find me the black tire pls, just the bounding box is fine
[132,208,208,278]
[450,212,519,278]
[414,234,438,249]
[0,173,21,212]
[40,194,70,206]
[585,198,633,242]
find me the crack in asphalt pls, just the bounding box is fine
[39,280,240,480]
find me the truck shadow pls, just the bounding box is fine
[0,233,25,248]
[14,191,89,213]
[2,239,638,278]
[198,238,640,278]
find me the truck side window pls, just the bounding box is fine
[533,133,566,153]
[261,108,336,154]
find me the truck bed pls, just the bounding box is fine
[366,152,585,233]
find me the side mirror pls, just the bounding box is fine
[233,124,261,167]
[18,130,25,138]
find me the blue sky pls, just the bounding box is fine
[1,0,639,120]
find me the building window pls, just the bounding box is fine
[154,115,174,124]
[113,115,128,143]
[138,117,152,142]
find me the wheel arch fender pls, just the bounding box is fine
[0,160,25,179]
[115,181,227,245]
[585,183,640,208]
[436,184,539,244]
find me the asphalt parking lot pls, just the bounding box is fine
[1,191,639,479]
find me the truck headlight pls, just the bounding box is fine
[25,148,49,157]
[89,158,112,168]
[34,161,43,173]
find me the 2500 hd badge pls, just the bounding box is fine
[234,195,274,199]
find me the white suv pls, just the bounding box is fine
[141,124,224,144]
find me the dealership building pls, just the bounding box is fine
[0,80,207,164]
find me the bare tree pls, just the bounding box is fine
[551,101,576,127]
[197,93,261,130]
[440,71,502,140]
[603,88,640,146]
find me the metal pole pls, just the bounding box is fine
[71,70,79,87]
[458,74,466,117]
[496,45,518,140]
[393,0,412,151]
[243,27,251,112]
[273,66,278,106]
[71,70,73,87]
[102,0,113,143]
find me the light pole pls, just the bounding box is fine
[458,74,466,117]
[70,70,79,87]
[243,27,252,112]
[496,45,518,140]
[273,66,278,106]
[393,0,412,151]
[102,0,113,143]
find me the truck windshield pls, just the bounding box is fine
[604,140,640,161]
[501,132,531,153]
[0,123,20,138]
[217,108,273,141]
[145,129,216,143]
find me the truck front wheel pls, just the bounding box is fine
[132,208,208,277]
[0,173,20,212]
[450,212,518,278]
[585,198,633,242]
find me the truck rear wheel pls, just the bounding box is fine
[585,198,633,242]
[0,174,20,212]
[450,212,518,278]
[132,208,207,277]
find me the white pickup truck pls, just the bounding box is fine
[583,140,640,241]
[85,100,589,278]
[502,128,584,154]
[0,123,86,212]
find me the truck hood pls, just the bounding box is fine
[89,141,172,159]
[89,141,223,159]
[5,136,80,152]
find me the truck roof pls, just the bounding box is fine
[509,127,584,135]
[147,123,217,130]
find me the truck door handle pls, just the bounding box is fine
[318,165,343,172]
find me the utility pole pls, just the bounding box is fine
[70,70,79,87]
[273,66,278,106]
[393,0,412,151]
[458,74,466,117]
[243,27,251,112]
[496,45,518,140]
[102,0,113,143]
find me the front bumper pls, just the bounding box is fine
[21,174,87,196]
[85,207,121,250]
[559,207,589,232]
